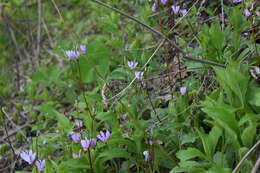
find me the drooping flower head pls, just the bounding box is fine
[151,3,157,12]
[143,151,149,161]
[79,45,86,53]
[161,0,167,5]
[171,5,180,14]
[36,160,46,172]
[97,130,111,142]
[127,61,138,69]
[65,50,81,59]
[180,87,187,95]
[244,9,250,17]
[81,140,91,151]
[180,9,187,16]
[68,133,82,142]
[135,71,144,79]
[20,150,36,164]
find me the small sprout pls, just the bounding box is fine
[20,150,36,164]
[171,5,180,14]
[151,3,157,12]
[135,71,144,79]
[36,160,46,172]
[127,61,138,69]
[97,130,111,142]
[143,151,149,162]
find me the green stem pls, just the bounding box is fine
[87,149,94,172]
[76,60,94,119]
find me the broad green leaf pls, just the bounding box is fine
[241,124,256,147]
[176,147,206,161]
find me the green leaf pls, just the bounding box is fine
[241,123,256,147]
[94,148,134,172]
[176,147,206,161]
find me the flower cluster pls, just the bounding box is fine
[68,130,111,152]
[20,150,46,172]
[171,5,187,16]
[150,0,168,12]
[65,44,86,60]
[127,61,144,79]
[149,0,187,17]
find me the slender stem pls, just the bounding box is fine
[87,149,94,172]
[140,82,161,122]
[1,108,16,157]
[76,60,94,119]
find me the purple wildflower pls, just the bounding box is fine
[244,9,250,17]
[90,138,97,147]
[79,45,86,53]
[180,9,187,16]
[233,0,242,3]
[81,140,91,151]
[97,130,111,142]
[68,133,82,142]
[135,71,144,79]
[171,5,180,14]
[151,3,157,12]
[36,160,46,172]
[180,87,187,95]
[20,150,36,164]
[161,0,167,5]
[128,61,138,69]
[65,50,80,59]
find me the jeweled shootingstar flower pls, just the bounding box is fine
[151,3,157,12]
[244,9,250,17]
[180,9,187,16]
[65,50,81,59]
[36,160,46,172]
[68,133,82,142]
[161,0,167,5]
[180,87,187,95]
[79,45,86,53]
[20,150,36,164]
[233,0,242,3]
[90,138,97,147]
[135,71,144,79]
[81,139,91,151]
[143,151,149,161]
[127,61,138,69]
[97,130,111,142]
[171,5,180,14]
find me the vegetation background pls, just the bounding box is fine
[0,0,259,172]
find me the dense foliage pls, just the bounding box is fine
[0,0,259,173]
